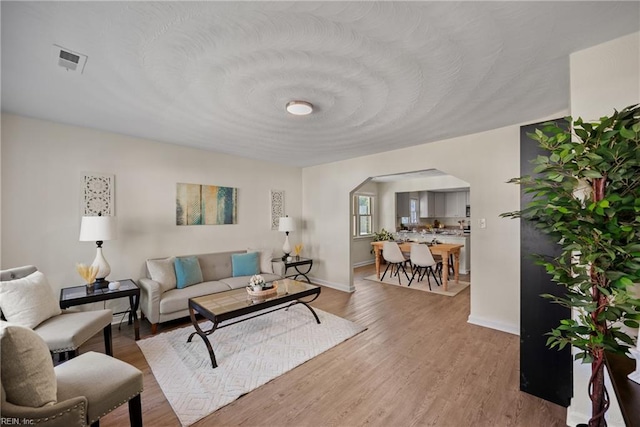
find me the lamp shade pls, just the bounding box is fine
[278,217,295,233]
[79,216,117,241]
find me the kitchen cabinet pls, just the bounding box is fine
[419,191,434,218]
[414,189,470,219]
[435,234,471,274]
[433,192,446,217]
[465,190,470,217]
[444,192,467,218]
[396,192,410,218]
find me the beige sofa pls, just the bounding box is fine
[139,250,283,333]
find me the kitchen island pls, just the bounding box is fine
[395,231,470,274]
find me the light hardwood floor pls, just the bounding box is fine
[84,265,567,426]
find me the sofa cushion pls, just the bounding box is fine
[159,281,231,314]
[174,256,203,289]
[0,271,62,328]
[197,251,240,282]
[146,257,176,293]
[231,252,259,277]
[247,248,274,274]
[220,274,283,290]
[0,322,57,407]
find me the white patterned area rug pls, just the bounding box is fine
[364,273,470,296]
[136,304,366,426]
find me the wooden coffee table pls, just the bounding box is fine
[187,278,321,368]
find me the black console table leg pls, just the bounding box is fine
[103,325,113,356]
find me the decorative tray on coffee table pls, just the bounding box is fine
[246,283,278,297]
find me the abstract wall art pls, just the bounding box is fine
[81,172,114,216]
[176,183,238,225]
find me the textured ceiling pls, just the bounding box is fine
[2,2,638,167]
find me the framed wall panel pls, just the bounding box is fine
[81,172,114,216]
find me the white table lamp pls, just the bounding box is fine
[278,216,295,260]
[80,215,116,288]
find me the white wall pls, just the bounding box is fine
[567,32,640,427]
[1,114,302,304]
[302,112,565,333]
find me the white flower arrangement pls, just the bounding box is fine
[249,274,265,287]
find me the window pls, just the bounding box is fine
[410,197,418,224]
[353,194,374,236]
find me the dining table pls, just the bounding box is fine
[370,241,464,292]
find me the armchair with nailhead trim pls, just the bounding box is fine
[1,322,143,427]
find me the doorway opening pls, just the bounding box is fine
[350,168,471,293]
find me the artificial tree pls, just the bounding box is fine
[502,104,640,427]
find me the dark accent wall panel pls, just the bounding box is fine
[520,121,572,407]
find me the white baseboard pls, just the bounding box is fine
[566,405,624,427]
[467,315,519,336]
[353,259,375,268]
[566,408,590,427]
[110,309,140,326]
[309,276,354,293]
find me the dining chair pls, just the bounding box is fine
[408,244,441,289]
[381,241,410,285]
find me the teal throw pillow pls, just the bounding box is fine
[232,252,260,277]
[174,256,203,289]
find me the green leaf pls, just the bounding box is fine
[582,170,603,179]
[620,126,637,140]
[620,277,634,287]
[575,128,589,141]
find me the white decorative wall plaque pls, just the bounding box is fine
[270,190,284,230]
[81,172,114,216]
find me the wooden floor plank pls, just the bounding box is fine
[80,265,566,426]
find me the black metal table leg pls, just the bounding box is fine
[187,304,218,368]
[129,294,140,340]
[103,325,113,356]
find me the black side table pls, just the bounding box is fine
[60,279,140,341]
[277,257,313,283]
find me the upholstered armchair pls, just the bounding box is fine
[0,265,113,358]
[0,322,143,426]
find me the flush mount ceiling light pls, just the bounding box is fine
[286,100,313,116]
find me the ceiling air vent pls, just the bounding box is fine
[52,44,88,74]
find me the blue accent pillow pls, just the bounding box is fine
[232,252,260,277]
[174,256,203,289]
